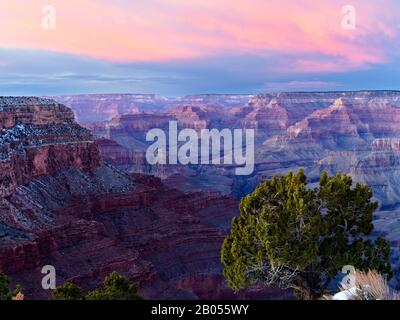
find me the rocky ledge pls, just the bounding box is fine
[0,97,101,198]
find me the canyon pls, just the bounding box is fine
[52,94,253,124]
[0,97,283,299]
[57,91,400,288]
[3,91,400,299]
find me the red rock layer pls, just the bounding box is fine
[0,97,282,299]
[0,170,274,299]
[0,97,74,129]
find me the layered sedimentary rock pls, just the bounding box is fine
[0,97,102,198]
[78,91,400,199]
[51,94,144,123]
[0,97,75,128]
[52,94,254,124]
[0,97,278,299]
[83,91,400,288]
[97,138,147,170]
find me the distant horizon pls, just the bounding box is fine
[45,89,400,99]
[2,89,400,99]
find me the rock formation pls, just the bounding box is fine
[0,97,282,299]
[52,94,253,124]
[76,91,400,288]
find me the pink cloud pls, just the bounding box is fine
[0,0,399,73]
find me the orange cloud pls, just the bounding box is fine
[0,0,399,72]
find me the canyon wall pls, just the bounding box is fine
[70,91,400,287]
[0,97,283,299]
[52,94,253,124]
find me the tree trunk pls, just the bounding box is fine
[292,274,323,300]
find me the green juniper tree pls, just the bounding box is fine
[221,170,392,299]
[53,272,143,300]
[86,271,143,300]
[0,272,22,300]
[53,282,84,300]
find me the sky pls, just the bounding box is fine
[1,0,400,96]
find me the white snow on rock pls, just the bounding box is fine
[333,287,358,300]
